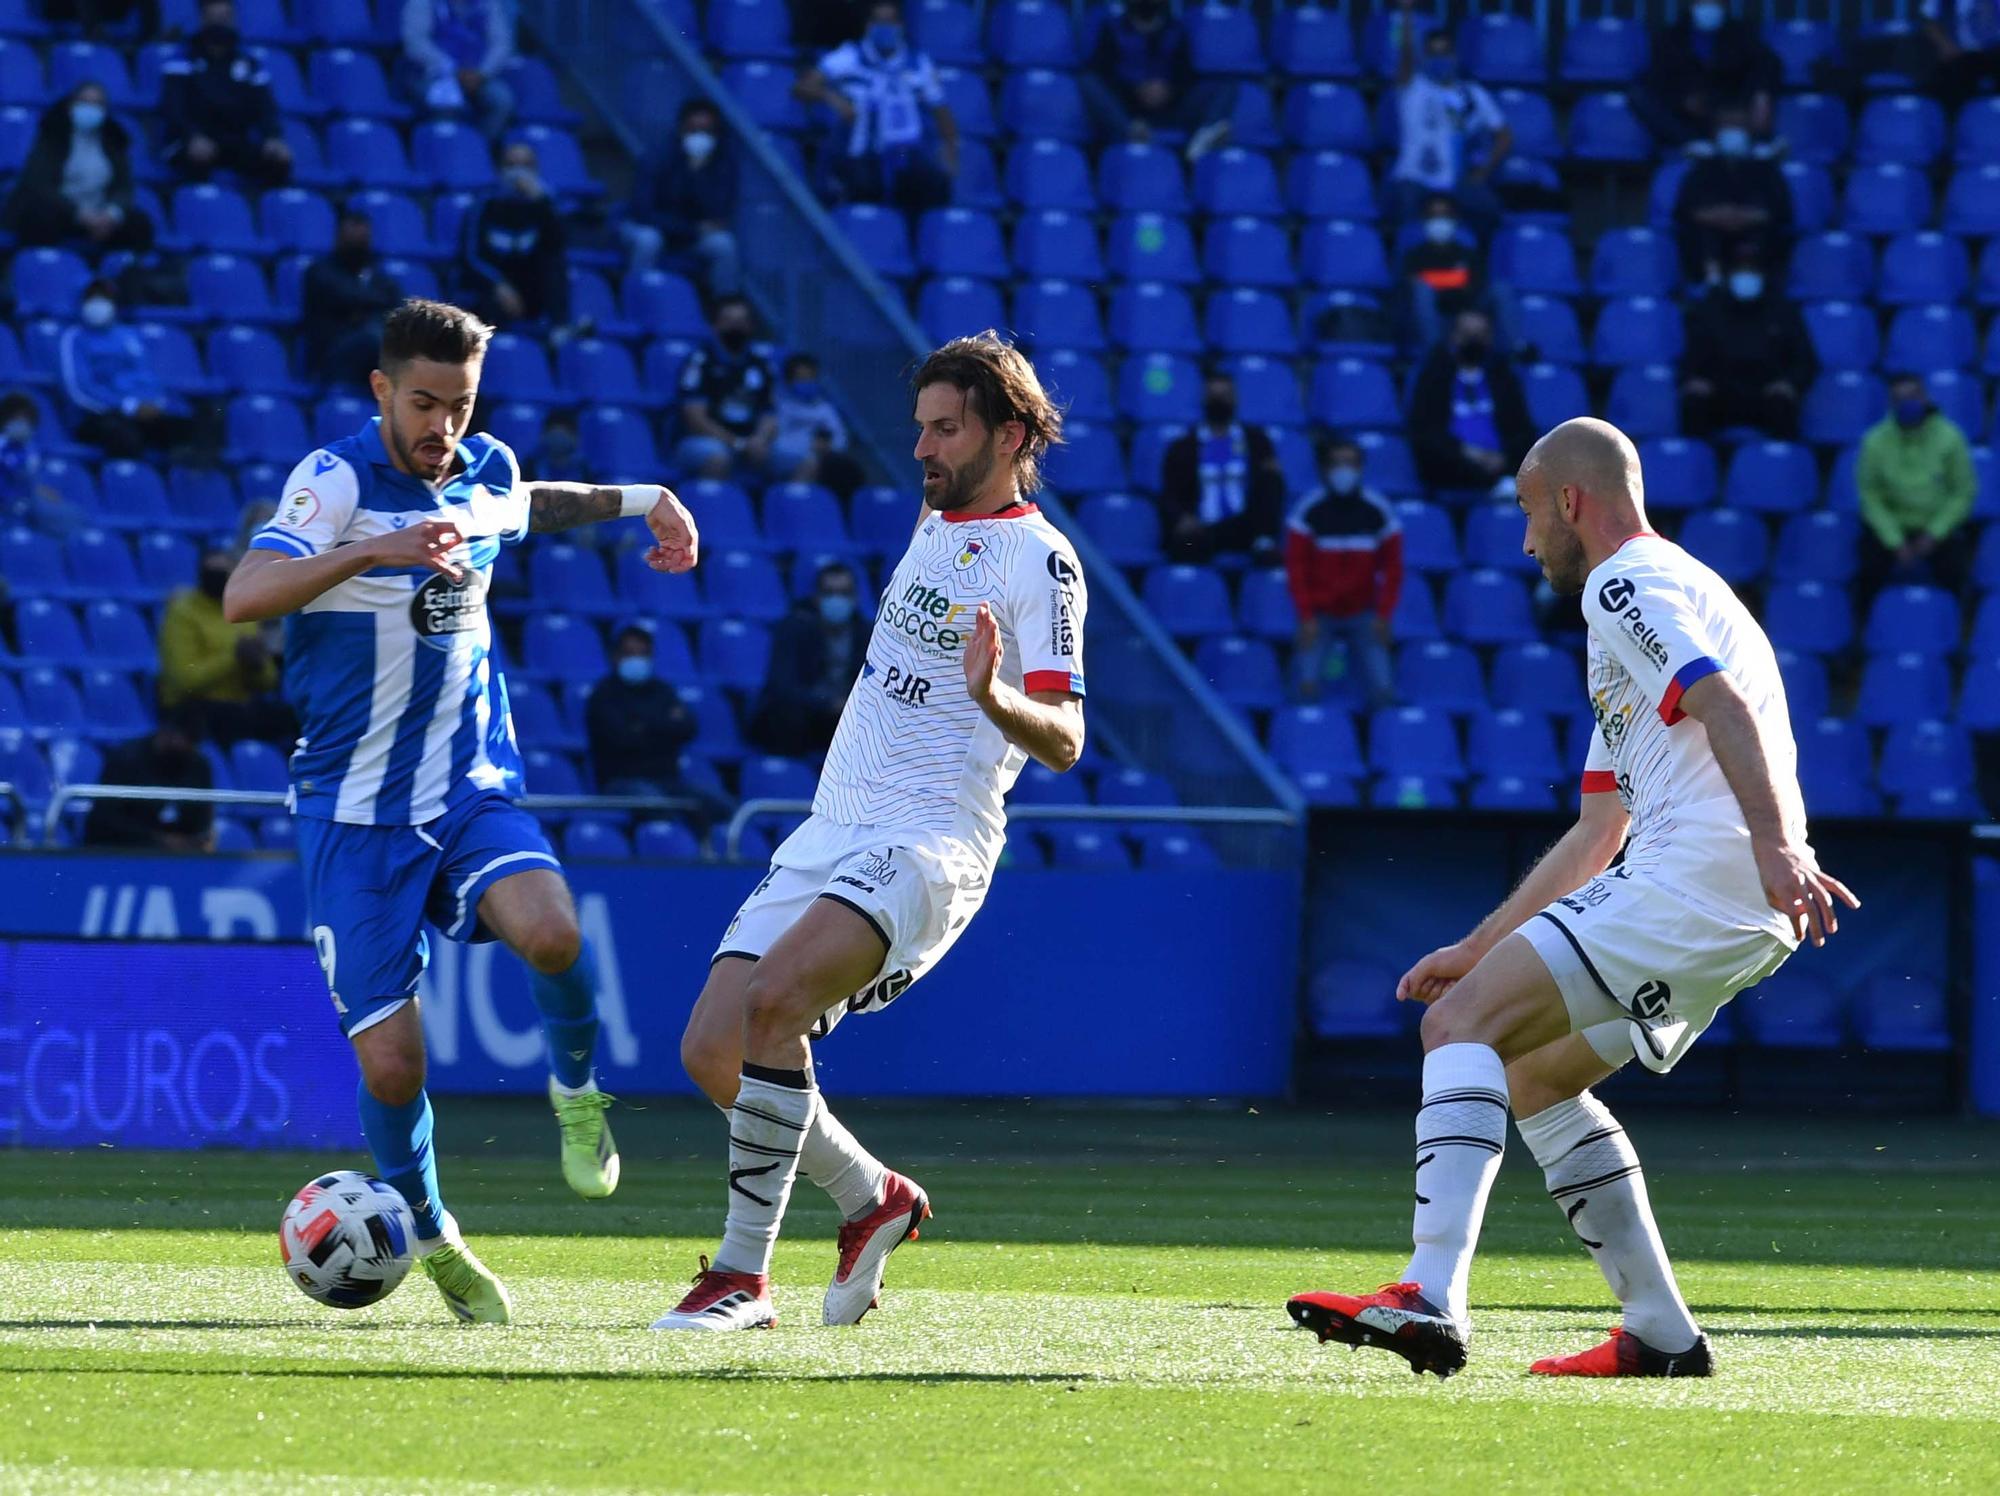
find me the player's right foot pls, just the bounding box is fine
[548,1079,620,1199]
[1530,1327,1713,1378]
[650,1255,777,1332]
[823,1171,930,1326]
[1286,1282,1469,1379]
[420,1236,513,1324]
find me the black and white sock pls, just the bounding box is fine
[1402,1042,1509,1324]
[715,1063,814,1276]
[1516,1089,1700,1353]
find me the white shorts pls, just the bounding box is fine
[1518,868,1793,1074]
[712,815,993,1037]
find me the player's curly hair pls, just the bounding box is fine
[911,331,1065,495]
[380,298,493,375]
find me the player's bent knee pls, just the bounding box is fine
[359,1050,425,1107]
[516,916,582,975]
[679,1024,739,1103]
[739,970,820,1047]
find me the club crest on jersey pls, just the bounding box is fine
[410,569,487,647]
[952,537,988,574]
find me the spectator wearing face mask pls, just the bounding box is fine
[1857,372,1977,600]
[794,0,959,212]
[83,703,216,853]
[1636,0,1781,149]
[749,561,870,758]
[1082,0,1235,159]
[160,0,293,186]
[0,393,73,538]
[1387,4,1511,241]
[1407,309,1534,497]
[628,97,742,297]
[5,83,153,252]
[1397,192,1523,355]
[401,0,516,141]
[60,280,201,460]
[302,205,405,389]
[586,624,701,796]
[1285,434,1403,708]
[158,546,294,747]
[1159,371,1287,564]
[1679,245,1816,440]
[674,296,778,478]
[770,351,864,496]
[460,140,573,331]
[1671,103,1792,286]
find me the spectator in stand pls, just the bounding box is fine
[38,0,161,34]
[401,0,516,141]
[793,1,959,211]
[1285,433,1402,708]
[59,280,200,460]
[1922,2,2000,106]
[1679,243,1815,440]
[302,205,405,389]
[1398,191,1522,355]
[770,351,864,496]
[529,410,584,480]
[4,83,153,253]
[460,140,574,332]
[0,393,74,537]
[1671,102,1792,287]
[158,546,293,747]
[1159,370,1286,565]
[749,561,870,758]
[1636,1,1781,148]
[1408,308,1534,497]
[83,703,215,853]
[586,624,699,796]
[1081,0,1234,159]
[1857,372,1977,599]
[160,0,292,186]
[1387,3,1511,240]
[789,0,871,52]
[674,296,777,478]
[628,97,742,298]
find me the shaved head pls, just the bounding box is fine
[1513,418,1649,596]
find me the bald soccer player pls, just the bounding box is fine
[1286,417,1858,1380]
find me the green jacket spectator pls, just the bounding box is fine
[1857,374,1976,599]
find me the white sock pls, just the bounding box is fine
[1516,1090,1700,1353]
[715,1068,814,1276]
[550,1075,597,1099]
[800,1098,888,1221]
[1401,1042,1509,1324]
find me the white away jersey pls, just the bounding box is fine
[248,418,529,826]
[1577,534,1807,943]
[812,501,1086,861]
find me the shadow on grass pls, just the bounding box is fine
[0,1361,1098,1385]
[1483,1303,2000,1319]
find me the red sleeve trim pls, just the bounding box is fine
[1580,770,1618,794]
[1024,668,1084,696]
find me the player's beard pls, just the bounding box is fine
[1540,525,1590,595]
[391,421,453,482]
[923,441,998,512]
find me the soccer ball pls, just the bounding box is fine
[280,1170,416,1309]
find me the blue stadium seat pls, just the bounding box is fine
[1106,211,1200,285]
[1285,150,1375,221]
[310,48,406,121]
[1443,569,1534,645]
[1867,585,1960,656]
[1461,12,1544,84]
[1204,289,1296,356]
[1283,80,1369,151]
[1797,715,1874,805]
[1036,347,1111,424]
[1232,568,1293,641]
[764,483,854,556]
[1855,974,1950,1052]
[1521,363,1590,432]
[11,247,88,317]
[1880,232,1969,306]
[1192,147,1283,217]
[833,204,914,280]
[0,36,41,106]
[988,0,1078,69]
[1763,580,1855,655]
[1096,767,1177,808]
[19,664,84,738]
[519,614,604,685]
[1353,430,1419,496]
[1678,508,1769,586]
[1802,300,1880,371]
[1559,17,1646,83]
[1116,353,1202,425]
[0,525,66,601]
[1042,826,1131,872]
[741,754,819,803]
[1106,282,1200,354]
[563,820,633,861]
[911,0,982,66]
[706,0,792,58]
[1187,1,1265,75]
[1463,502,1534,575]
[694,621,774,693]
[1015,209,1104,282]
[1738,966,1845,1049]
[1195,635,1283,711]
[0,103,31,173]
[528,543,614,618]
[189,253,277,324]
[505,124,599,198]
[411,119,495,192]
[999,68,1086,142]
[1267,5,1357,78]
[622,269,707,340]
[559,339,647,410]
[1774,510,1859,583]
[1928,368,1984,436]
[1490,641,1582,720]
[1782,160,1835,233]
[1880,718,1974,799]
[47,39,133,105]
[81,599,156,672]
[917,276,1006,345]
[1041,420,1126,494]
[723,58,808,133]
[481,334,558,404]
[1143,564,1234,639]
[1945,166,2000,234]
[949,139,1002,209]
[1884,304,1977,372]
[1270,703,1366,782]
[1802,370,1887,447]
[168,182,264,255]
[1588,227,1677,299]
[1397,640,1485,716]
[1514,295,1584,366]
[1634,436,1717,510]
[1604,364,1679,439]
[222,396,306,468]
[1224,354,1304,427]
[703,550,789,623]
[1960,652,2000,729]
[1003,139,1095,211]
[1097,144,1188,213]
[1469,774,1561,811]
[79,668,146,741]
[1306,357,1398,430]
[64,529,142,602]
[1013,758,1087,807]
[1856,651,1953,725]
[1129,825,1221,872]
[1775,93,1851,165]
[1390,577,1440,642]
[1373,772,1463,810]
[1014,279,1106,352]
[917,207,1006,276]
[1495,87,1560,160]
[1368,705,1464,780]
[633,819,703,860]
[1075,492,1159,565]
[1841,163,1932,235]
[1567,91,1650,161]
[1298,220,1390,289]
[1590,296,1682,368]
[1394,501,1458,574]
[1855,94,1946,166]
[1723,442,1817,515]
[1789,232,1875,302]
[1491,223,1581,296]
[1765,18,1839,85]
[259,187,334,255]
[1775,647,1830,726]
[208,325,307,399]
[133,533,196,595]
[15,596,84,661]
[1467,707,1561,781]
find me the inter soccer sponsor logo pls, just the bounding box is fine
[880,580,970,653]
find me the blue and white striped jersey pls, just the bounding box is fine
[248,418,530,826]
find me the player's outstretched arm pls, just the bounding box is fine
[1676,672,1860,947]
[525,482,698,574]
[1397,790,1629,1005]
[223,519,465,623]
[963,602,1085,772]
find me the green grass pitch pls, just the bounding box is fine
[2,1100,1996,1494]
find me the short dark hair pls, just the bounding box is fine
[678,96,719,126]
[712,295,752,322]
[380,299,492,375]
[613,623,654,651]
[1425,27,1453,49]
[1317,431,1361,465]
[783,351,818,379]
[1887,370,1925,391]
[816,559,857,589]
[0,392,38,425]
[910,331,1065,496]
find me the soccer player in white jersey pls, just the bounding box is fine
[654,332,1087,1331]
[224,300,698,1322]
[1287,417,1859,1378]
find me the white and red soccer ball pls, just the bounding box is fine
[280,1170,416,1309]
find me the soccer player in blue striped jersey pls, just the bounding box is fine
[225,299,699,1322]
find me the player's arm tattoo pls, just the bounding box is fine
[526,483,624,533]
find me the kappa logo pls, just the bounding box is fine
[312,450,339,475]
[1599,576,1634,612]
[1631,979,1673,1019]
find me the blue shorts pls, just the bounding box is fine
[297,794,562,1037]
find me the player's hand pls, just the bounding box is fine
[1754,839,1860,948]
[964,602,1002,706]
[1396,940,1479,1005]
[638,484,700,574]
[369,519,465,581]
